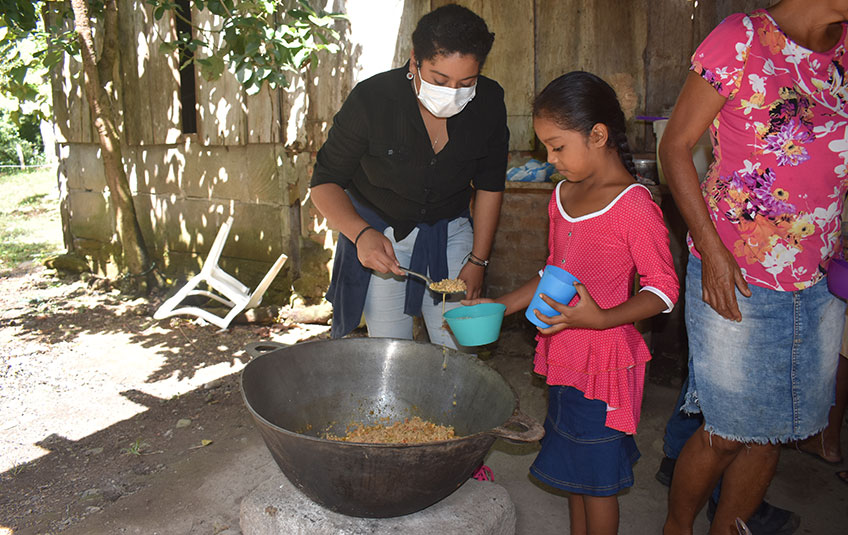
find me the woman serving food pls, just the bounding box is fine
[309,4,509,348]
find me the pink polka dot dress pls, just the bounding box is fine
[533,182,679,434]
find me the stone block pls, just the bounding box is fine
[132,197,289,263]
[67,190,113,242]
[181,144,286,204]
[63,143,107,191]
[129,143,303,206]
[241,472,515,535]
[126,145,184,197]
[292,238,331,302]
[487,185,553,302]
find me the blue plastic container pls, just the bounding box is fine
[444,303,507,346]
[525,266,580,329]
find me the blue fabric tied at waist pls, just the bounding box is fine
[326,194,467,339]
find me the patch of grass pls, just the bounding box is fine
[19,193,49,206]
[123,438,149,456]
[0,167,63,270]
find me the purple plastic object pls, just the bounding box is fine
[827,255,848,299]
[636,115,669,122]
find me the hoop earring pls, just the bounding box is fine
[406,71,414,80]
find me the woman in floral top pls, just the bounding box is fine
[660,1,848,533]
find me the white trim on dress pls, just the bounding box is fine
[555,181,652,222]
[553,181,674,313]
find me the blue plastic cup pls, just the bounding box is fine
[525,266,580,329]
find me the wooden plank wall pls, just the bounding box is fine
[646,0,772,130]
[432,0,536,151]
[535,0,649,149]
[387,0,672,152]
[386,0,774,153]
[117,0,182,146]
[45,3,96,145]
[47,0,783,289]
[50,0,778,152]
[304,0,357,152]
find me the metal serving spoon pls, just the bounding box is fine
[397,266,466,295]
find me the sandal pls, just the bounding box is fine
[471,464,494,482]
[795,435,842,465]
[837,470,848,486]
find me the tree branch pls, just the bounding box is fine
[97,0,119,84]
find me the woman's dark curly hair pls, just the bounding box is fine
[412,4,495,66]
[533,71,637,177]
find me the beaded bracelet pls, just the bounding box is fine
[354,225,375,248]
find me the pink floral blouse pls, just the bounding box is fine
[690,9,848,290]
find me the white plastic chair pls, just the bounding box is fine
[154,216,287,330]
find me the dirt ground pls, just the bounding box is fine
[2,262,846,535]
[0,262,332,534]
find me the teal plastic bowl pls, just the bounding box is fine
[443,303,507,346]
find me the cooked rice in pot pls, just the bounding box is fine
[325,416,456,444]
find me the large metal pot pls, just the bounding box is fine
[240,338,543,518]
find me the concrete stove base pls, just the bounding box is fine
[240,472,516,535]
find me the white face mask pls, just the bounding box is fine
[415,70,477,118]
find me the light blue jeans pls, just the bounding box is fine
[363,217,473,350]
[683,254,846,443]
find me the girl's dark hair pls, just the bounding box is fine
[533,71,636,176]
[412,4,495,66]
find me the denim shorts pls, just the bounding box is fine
[529,386,640,497]
[683,254,846,443]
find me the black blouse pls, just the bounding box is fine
[310,62,509,240]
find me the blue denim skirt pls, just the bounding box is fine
[683,254,846,443]
[529,386,640,497]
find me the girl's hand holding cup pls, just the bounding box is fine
[534,282,607,334]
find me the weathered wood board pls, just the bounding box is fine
[49,0,792,285]
[192,7,247,146]
[117,0,182,146]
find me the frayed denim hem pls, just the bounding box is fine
[684,254,844,444]
[700,423,828,446]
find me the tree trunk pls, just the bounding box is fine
[70,0,154,288]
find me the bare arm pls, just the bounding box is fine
[535,283,667,334]
[659,72,751,321]
[310,183,403,276]
[462,273,539,315]
[459,189,503,299]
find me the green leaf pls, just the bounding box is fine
[196,55,225,81]
[158,41,179,54]
[245,79,262,96]
[153,0,345,91]
[42,47,64,69]
[292,47,310,68]
[244,38,260,57]
[8,64,27,85]
[234,62,252,84]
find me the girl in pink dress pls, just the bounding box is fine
[466,72,678,534]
